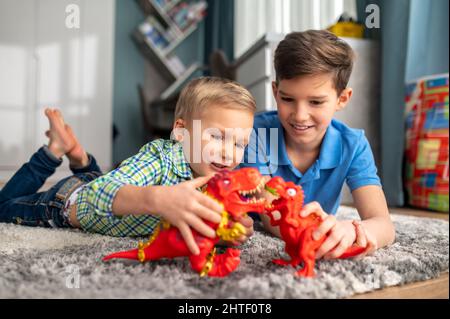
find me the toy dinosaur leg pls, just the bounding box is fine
[295,228,320,278]
[189,239,215,275]
[189,241,241,277]
[272,243,299,266]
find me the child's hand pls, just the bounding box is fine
[353,220,378,259]
[152,175,223,255]
[300,201,356,260]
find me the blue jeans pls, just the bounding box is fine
[0,146,102,228]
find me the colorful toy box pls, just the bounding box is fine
[404,74,449,213]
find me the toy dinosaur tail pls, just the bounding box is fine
[102,227,189,263]
[338,245,366,259]
[103,248,139,261]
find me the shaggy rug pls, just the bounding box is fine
[0,206,448,299]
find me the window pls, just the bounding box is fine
[234,0,357,57]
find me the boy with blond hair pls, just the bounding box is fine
[0,77,257,256]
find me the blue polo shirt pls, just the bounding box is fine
[239,111,381,215]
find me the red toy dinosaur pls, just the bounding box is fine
[103,168,267,277]
[264,176,366,277]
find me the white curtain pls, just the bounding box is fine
[234,0,357,57]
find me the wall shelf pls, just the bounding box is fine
[163,23,198,55]
[134,0,206,141]
[133,0,206,83]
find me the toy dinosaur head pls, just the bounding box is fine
[204,168,266,219]
[264,176,304,215]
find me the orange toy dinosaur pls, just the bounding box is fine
[264,176,366,277]
[103,168,267,277]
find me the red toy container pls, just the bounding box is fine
[404,74,449,213]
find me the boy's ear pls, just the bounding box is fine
[336,87,353,111]
[173,118,185,128]
[172,118,186,142]
[271,81,278,98]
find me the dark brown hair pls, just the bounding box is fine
[274,30,355,94]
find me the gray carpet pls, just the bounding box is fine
[0,206,448,299]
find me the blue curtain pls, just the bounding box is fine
[203,0,235,65]
[356,0,449,206]
[405,0,449,82]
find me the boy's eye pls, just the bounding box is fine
[281,97,294,102]
[211,134,223,140]
[310,100,325,106]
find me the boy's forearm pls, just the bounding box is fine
[261,212,395,248]
[361,216,396,248]
[111,184,159,217]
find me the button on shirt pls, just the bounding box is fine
[75,139,193,237]
[239,111,381,215]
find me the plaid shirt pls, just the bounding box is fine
[75,139,193,237]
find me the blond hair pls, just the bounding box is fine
[174,77,256,120]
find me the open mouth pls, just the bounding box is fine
[236,178,266,204]
[290,123,314,132]
[211,162,229,170]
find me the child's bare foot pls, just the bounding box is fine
[45,108,74,158]
[65,124,90,168]
[44,108,89,167]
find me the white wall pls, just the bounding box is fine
[0,0,115,182]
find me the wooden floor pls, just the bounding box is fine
[351,207,449,299]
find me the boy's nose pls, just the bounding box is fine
[221,144,235,164]
[293,104,310,122]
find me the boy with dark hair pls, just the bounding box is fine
[241,30,395,259]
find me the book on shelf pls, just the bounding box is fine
[138,19,169,52]
[134,0,207,83]
[168,0,207,32]
[153,0,168,7]
[153,0,181,11]
[149,16,177,42]
[166,55,186,77]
